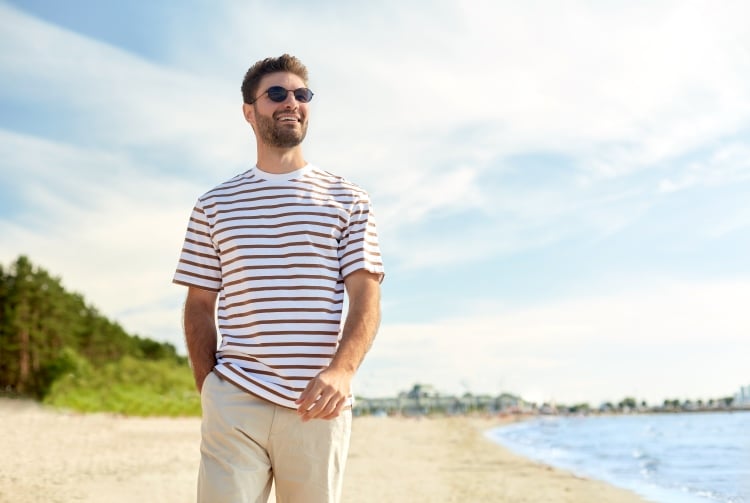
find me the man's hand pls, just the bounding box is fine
[295,367,353,422]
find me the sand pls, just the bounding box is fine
[0,399,649,502]
[344,415,649,503]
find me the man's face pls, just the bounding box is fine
[244,71,309,149]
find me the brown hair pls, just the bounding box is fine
[241,54,309,104]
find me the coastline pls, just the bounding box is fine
[0,399,648,502]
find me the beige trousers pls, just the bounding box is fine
[198,372,351,503]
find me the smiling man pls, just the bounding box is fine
[173,54,385,503]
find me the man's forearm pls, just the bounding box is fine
[329,289,381,374]
[295,271,381,420]
[183,302,218,391]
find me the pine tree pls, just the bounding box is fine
[0,255,184,398]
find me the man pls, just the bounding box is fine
[173,54,384,503]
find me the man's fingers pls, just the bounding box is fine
[300,391,343,421]
[296,380,322,411]
[321,400,345,420]
[304,393,334,417]
[295,369,351,421]
[319,396,339,416]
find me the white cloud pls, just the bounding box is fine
[356,278,750,404]
[0,3,249,171]
[1,2,749,406]
[164,1,750,168]
[658,142,750,194]
[0,130,198,347]
[377,165,483,228]
[4,2,750,264]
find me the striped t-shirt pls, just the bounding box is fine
[173,164,384,409]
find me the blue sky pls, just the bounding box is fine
[1,1,749,405]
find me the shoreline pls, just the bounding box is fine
[1,399,649,502]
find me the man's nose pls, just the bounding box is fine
[281,91,299,107]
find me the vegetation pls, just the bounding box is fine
[0,255,199,416]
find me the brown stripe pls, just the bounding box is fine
[223,330,339,339]
[205,183,316,204]
[222,341,337,348]
[214,220,343,237]
[206,201,348,219]
[182,237,216,257]
[223,274,337,289]
[342,236,366,248]
[223,284,340,298]
[188,214,210,226]
[174,268,220,283]
[218,307,341,320]
[340,247,382,262]
[233,352,334,359]
[214,211,348,228]
[341,257,383,272]
[223,240,338,254]
[224,296,342,310]
[221,365,298,402]
[224,362,323,382]
[203,192,295,211]
[204,182,363,206]
[178,258,221,272]
[222,362,318,382]
[223,263,339,279]
[222,252,338,268]
[216,229,335,246]
[219,318,340,330]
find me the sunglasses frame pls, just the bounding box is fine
[249,86,314,105]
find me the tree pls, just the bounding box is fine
[618,397,637,410]
[0,256,183,398]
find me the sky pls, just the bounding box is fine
[1,0,749,406]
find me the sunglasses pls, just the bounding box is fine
[250,86,314,104]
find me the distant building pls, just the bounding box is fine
[352,384,530,416]
[406,383,438,399]
[734,385,750,406]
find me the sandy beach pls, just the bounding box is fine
[0,399,648,503]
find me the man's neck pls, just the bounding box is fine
[256,145,307,174]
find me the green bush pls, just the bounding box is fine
[37,347,91,398]
[1,256,199,416]
[43,356,201,417]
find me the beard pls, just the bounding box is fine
[254,108,308,148]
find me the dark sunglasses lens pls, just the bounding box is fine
[294,88,314,103]
[266,86,288,102]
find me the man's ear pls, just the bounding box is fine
[242,103,255,127]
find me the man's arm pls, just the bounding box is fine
[295,269,381,421]
[183,286,219,392]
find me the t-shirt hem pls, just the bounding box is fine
[342,264,385,284]
[172,278,221,292]
[213,364,354,411]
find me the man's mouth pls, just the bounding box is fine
[276,114,300,123]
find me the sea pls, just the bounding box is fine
[487,411,750,503]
